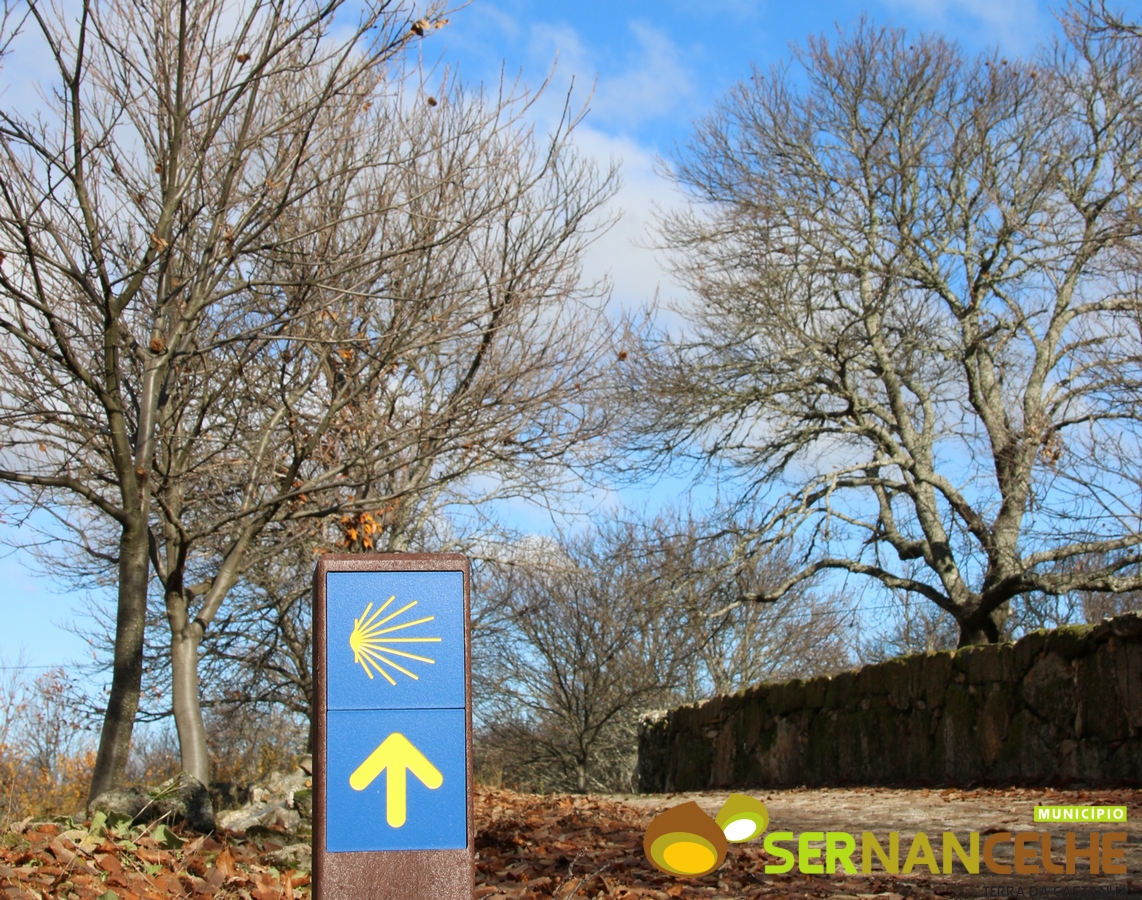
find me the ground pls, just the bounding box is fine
[0,786,1137,899]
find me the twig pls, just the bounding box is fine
[559,852,613,899]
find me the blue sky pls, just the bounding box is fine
[430,0,1072,317]
[1,0,1131,673]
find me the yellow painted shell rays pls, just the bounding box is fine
[348,596,442,685]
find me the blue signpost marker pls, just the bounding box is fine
[313,555,472,899]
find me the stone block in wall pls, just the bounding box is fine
[1114,639,1142,729]
[875,657,906,708]
[767,715,806,785]
[736,696,766,758]
[1014,629,1049,675]
[803,674,829,708]
[1059,738,1105,782]
[825,670,856,709]
[994,707,1029,777]
[942,683,982,782]
[996,643,1019,682]
[1075,650,1128,742]
[712,718,738,785]
[636,713,670,793]
[952,645,975,677]
[1109,738,1142,781]
[856,659,887,696]
[978,684,1013,768]
[730,711,765,785]
[769,678,805,715]
[904,706,937,781]
[958,642,1016,683]
[902,653,927,698]
[867,705,907,782]
[702,696,729,727]
[923,650,954,708]
[668,729,715,792]
[1109,611,1142,639]
[803,712,838,784]
[1048,624,1096,661]
[833,709,866,780]
[1021,651,1076,732]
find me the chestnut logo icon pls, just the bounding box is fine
[643,794,769,877]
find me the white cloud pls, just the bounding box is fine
[500,19,702,324]
[571,127,668,312]
[520,19,697,132]
[588,22,696,128]
[879,0,1050,55]
[525,21,593,79]
[467,3,522,44]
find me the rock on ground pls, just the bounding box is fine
[89,770,215,833]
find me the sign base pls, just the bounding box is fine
[316,849,472,899]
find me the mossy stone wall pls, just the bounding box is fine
[636,613,1142,791]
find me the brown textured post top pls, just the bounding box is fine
[313,554,473,899]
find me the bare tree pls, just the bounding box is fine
[472,513,851,792]
[597,514,852,698]
[144,75,616,786]
[0,0,619,795]
[0,0,449,799]
[475,531,693,793]
[627,18,1142,647]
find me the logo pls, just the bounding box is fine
[642,797,1129,880]
[644,794,768,876]
[348,596,441,684]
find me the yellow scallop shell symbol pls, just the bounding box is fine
[348,596,442,685]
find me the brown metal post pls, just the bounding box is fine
[312,552,472,895]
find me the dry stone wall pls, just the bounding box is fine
[637,613,1142,791]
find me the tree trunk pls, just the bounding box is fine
[87,521,149,804]
[957,607,1003,646]
[171,624,210,785]
[576,762,587,793]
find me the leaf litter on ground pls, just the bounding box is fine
[2,786,1139,899]
[0,815,308,900]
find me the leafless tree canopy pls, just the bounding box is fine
[0,0,620,796]
[626,13,1142,646]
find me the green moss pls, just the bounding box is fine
[1,833,30,851]
[1048,624,1096,661]
[292,789,312,820]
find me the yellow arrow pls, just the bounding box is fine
[348,732,443,827]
